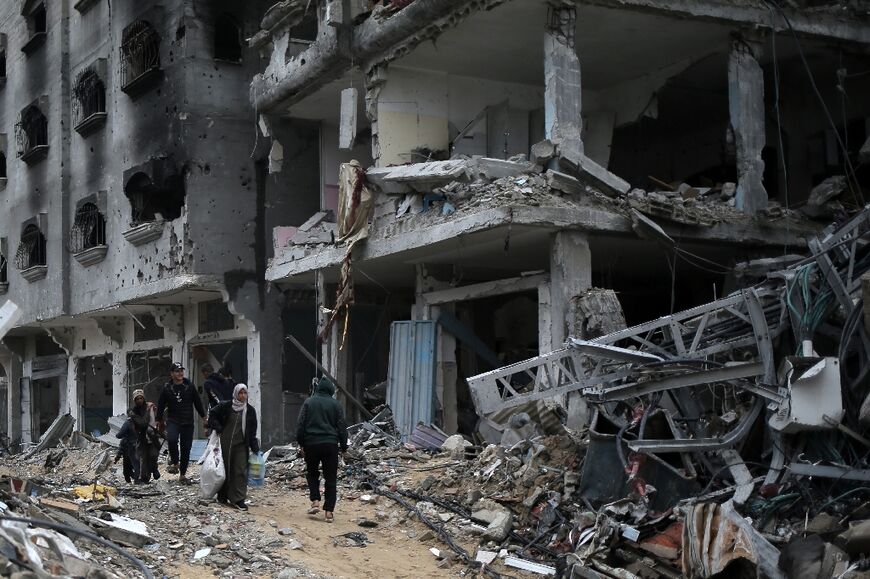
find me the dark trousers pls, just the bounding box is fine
[121,446,140,482]
[138,440,160,483]
[304,444,339,512]
[166,422,195,475]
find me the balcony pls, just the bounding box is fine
[21,32,46,56]
[73,244,108,266]
[20,265,47,282]
[120,67,162,98]
[122,220,164,246]
[74,112,107,137]
[20,144,48,166]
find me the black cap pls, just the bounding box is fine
[170,362,185,371]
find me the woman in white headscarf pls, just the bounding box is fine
[207,383,259,510]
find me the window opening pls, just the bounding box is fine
[0,50,6,79]
[15,104,47,159]
[124,171,185,226]
[198,300,234,333]
[31,4,46,34]
[0,152,6,178]
[15,224,46,270]
[133,313,165,342]
[73,68,106,126]
[0,249,7,284]
[120,21,160,90]
[69,203,106,253]
[126,348,171,403]
[214,14,242,62]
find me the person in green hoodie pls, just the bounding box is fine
[296,377,348,522]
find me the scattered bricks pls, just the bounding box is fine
[639,522,683,560]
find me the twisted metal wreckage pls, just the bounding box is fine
[463,205,870,577]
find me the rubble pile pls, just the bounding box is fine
[0,431,325,579]
[331,206,870,578]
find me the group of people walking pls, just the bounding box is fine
[116,362,349,521]
[117,362,259,510]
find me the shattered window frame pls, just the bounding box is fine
[14,223,46,270]
[72,67,106,127]
[68,202,107,253]
[15,104,47,158]
[120,20,160,90]
[24,1,47,38]
[133,313,165,343]
[126,347,172,403]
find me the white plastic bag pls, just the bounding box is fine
[199,432,225,499]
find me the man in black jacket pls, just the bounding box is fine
[296,377,348,522]
[156,362,206,483]
[201,363,233,410]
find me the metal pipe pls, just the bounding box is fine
[285,334,372,420]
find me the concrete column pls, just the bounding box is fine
[544,1,582,150]
[728,34,768,214]
[549,231,591,430]
[549,231,592,348]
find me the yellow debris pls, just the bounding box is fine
[73,484,117,501]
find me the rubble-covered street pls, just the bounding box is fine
[3,199,870,578]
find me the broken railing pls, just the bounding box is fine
[468,204,870,494]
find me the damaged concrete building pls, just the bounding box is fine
[0,0,300,447]
[251,0,870,438]
[0,0,869,455]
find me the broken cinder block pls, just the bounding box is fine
[546,170,584,197]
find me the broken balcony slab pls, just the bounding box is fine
[268,181,815,285]
[557,141,630,198]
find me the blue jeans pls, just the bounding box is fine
[166,422,194,475]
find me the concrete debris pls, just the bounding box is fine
[447,206,870,577]
[804,175,848,219]
[557,140,631,198]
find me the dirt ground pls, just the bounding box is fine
[158,464,467,579]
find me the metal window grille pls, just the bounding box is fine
[126,348,172,402]
[15,106,47,157]
[68,202,106,253]
[73,69,106,125]
[120,21,160,89]
[198,300,234,333]
[15,224,46,270]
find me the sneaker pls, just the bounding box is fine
[235,501,248,511]
[167,463,179,474]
